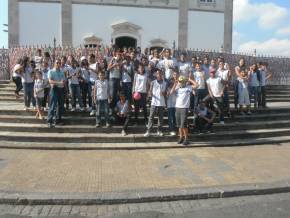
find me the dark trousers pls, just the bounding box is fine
[134,93,147,124]
[234,80,239,109]
[194,89,207,109]
[122,82,132,103]
[96,99,109,125]
[116,114,130,131]
[147,105,164,132]
[64,81,70,109]
[258,86,266,107]
[205,96,224,122]
[47,87,65,124]
[223,88,230,113]
[12,77,22,94]
[42,87,50,108]
[195,116,213,132]
[168,107,176,131]
[109,78,121,109]
[249,86,259,108]
[80,82,92,108]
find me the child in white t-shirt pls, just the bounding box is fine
[170,76,198,146]
[144,69,167,137]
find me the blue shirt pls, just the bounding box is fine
[48,69,65,88]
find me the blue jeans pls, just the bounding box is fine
[47,87,65,124]
[23,82,35,108]
[168,107,176,131]
[249,86,259,107]
[70,84,83,108]
[96,99,109,125]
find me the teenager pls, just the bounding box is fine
[195,101,216,134]
[115,92,131,136]
[34,70,45,120]
[12,63,23,98]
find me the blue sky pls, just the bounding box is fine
[1,0,290,55]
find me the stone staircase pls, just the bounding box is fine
[0,80,290,149]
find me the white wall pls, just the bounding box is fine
[19,2,61,46]
[72,4,178,49]
[188,11,224,50]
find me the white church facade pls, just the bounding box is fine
[8,0,233,51]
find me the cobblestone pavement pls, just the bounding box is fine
[0,192,290,217]
[1,144,290,193]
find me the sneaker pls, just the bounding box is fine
[144,131,150,137]
[95,123,100,128]
[121,130,127,136]
[33,107,36,111]
[183,140,189,146]
[106,123,111,128]
[47,123,54,128]
[247,111,252,115]
[170,131,176,136]
[90,110,95,116]
[157,131,164,137]
[79,107,84,112]
[24,107,28,111]
[71,108,76,112]
[177,138,184,144]
[219,121,225,125]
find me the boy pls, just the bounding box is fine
[144,69,167,137]
[195,101,216,134]
[170,76,198,146]
[34,70,45,120]
[258,62,272,108]
[206,68,227,124]
[115,92,131,136]
[93,71,111,128]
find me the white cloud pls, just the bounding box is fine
[238,38,290,56]
[234,0,288,29]
[276,27,290,36]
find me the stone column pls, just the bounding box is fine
[178,0,189,50]
[61,0,73,46]
[8,0,19,47]
[224,0,233,53]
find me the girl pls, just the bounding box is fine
[170,76,198,146]
[12,62,23,98]
[237,70,251,115]
[132,63,149,125]
[34,70,45,120]
[248,63,260,109]
[21,57,35,111]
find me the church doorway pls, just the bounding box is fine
[115,36,137,49]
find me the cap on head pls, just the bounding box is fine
[178,76,187,83]
[80,56,87,62]
[209,68,216,74]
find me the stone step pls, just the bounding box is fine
[0,80,10,84]
[0,127,289,143]
[0,118,289,134]
[2,134,290,150]
[0,112,289,125]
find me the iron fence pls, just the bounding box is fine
[1,46,290,85]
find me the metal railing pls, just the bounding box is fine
[1,46,290,85]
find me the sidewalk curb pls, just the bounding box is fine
[0,181,290,205]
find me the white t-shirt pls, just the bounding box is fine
[178,62,191,78]
[151,80,167,107]
[67,66,79,85]
[206,77,223,97]
[95,79,109,100]
[34,55,42,69]
[89,63,98,83]
[134,73,148,93]
[116,100,129,115]
[122,64,133,83]
[34,79,44,98]
[12,64,21,78]
[194,71,206,89]
[175,85,193,109]
[216,69,229,81]
[158,58,176,80]
[42,68,50,88]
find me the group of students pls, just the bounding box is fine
[11,47,272,145]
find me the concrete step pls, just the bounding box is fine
[1,135,290,150]
[0,112,289,125]
[0,80,10,84]
[0,119,289,134]
[0,127,289,143]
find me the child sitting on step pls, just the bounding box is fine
[115,92,131,136]
[194,101,216,134]
[34,70,45,120]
